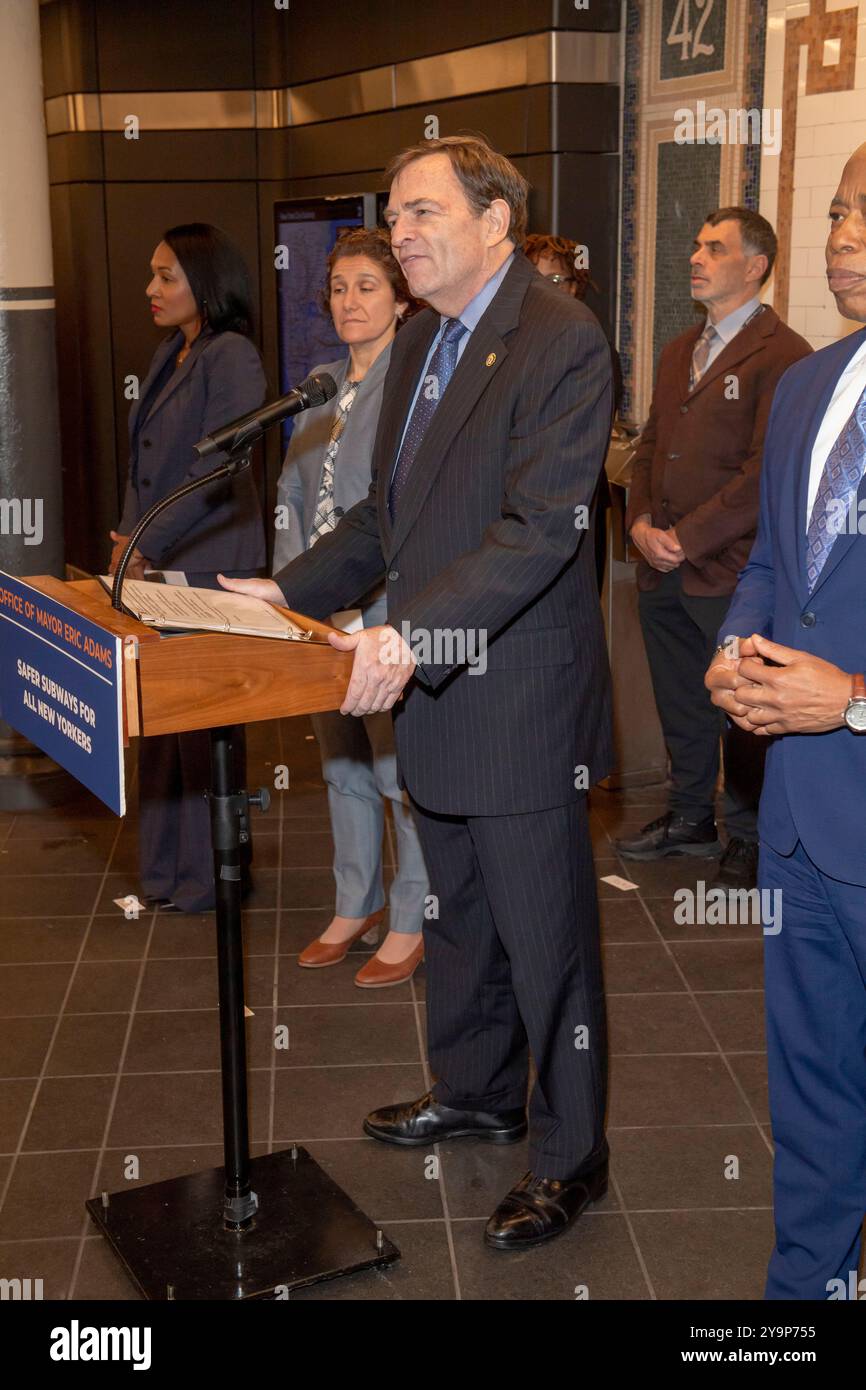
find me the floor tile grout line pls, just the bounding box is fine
[604,824,775,1163]
[0,977,762,996]
[268,721,286,1158]
[0,1056,772,1089]
[0,812,127,1229]
[68,762,158,1300]
[0,1204,779,1252]
[592,793,773,1293]
[0,946,772,963]
[408,922,463,1301]
[0,1050,770,1084]
[68,911,159,1299]
[2,1125,775,1154]
[608,1170,658,1299]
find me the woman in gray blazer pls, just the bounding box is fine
[109,223,266,914]
[274,228,428,987]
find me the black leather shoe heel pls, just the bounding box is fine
[363,1091,527,1147]
[485,1162,609,1250]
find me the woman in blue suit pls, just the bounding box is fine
[109,223,266,913]
[273,228,429,986]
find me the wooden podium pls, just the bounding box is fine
[20,575,401,1299]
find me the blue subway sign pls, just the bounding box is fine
[0,573,125,815]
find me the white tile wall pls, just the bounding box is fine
[760,0,866,343]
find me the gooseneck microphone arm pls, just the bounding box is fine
[110,372,337,613]
[110,454,251,613]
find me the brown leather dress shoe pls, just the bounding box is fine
[297,909,384,968]
[485,1162,609,1250]
[354,937,424,988]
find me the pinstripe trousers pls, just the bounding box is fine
[409,795,609,1179]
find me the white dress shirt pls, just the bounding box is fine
[806,334,866,527]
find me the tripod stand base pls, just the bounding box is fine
[86,1147,400,1300]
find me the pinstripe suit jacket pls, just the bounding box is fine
[274,249,614,815]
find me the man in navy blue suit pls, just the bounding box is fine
[706,142,866,1300]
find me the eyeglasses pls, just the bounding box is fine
[546,274,577,285]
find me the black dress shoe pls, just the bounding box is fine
[141,895,172,908]
[615,811,721,860]
[485,1162,609,1250]
[714,837,759,889]
[363,1090,527,1147]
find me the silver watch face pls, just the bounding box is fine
[845,699,866,732]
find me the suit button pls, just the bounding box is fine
[800,611,816,627]
[388,569,399,581]
[140,477,151,486]
[680,405,688,414]
[142,438,152,448]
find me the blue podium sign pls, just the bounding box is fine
[0,573,126,815]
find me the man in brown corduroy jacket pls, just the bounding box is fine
[618,207,812,887]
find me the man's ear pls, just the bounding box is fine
[484,198,512,246]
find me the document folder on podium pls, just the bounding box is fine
[1,574,400,1299]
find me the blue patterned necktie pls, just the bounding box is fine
[389,316,467,519]
[805,383,866,592]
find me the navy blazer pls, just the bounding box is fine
[722,325,866,884]
[272,344,390,625]
[272,251,614,817]
[119,326,266,573]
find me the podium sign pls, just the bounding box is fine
[0,572,125,814]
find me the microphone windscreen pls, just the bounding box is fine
[301,373,337,408]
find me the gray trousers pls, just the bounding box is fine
[311,708,429,933]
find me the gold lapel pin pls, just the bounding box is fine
[485,352,496,367]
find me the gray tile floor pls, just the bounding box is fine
[0,716,777,1300]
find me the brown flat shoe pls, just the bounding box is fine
[298,910,384,969]
[354,937,424,988]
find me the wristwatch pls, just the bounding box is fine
[843,673,866,732]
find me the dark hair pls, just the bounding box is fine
[318,226,423,325]
[384,134,529,245]
[523,232,595,301]
[705,207,777,286]
[162,222,256,336]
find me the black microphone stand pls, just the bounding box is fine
[110,446,253,618]
[88,436,399,1297]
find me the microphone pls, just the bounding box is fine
[194,372,337,459]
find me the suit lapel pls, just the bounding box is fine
[137,326,215,430]
[686,307,774,403]
[375,312,440,553]
[802,328,866,599]
[381,253,533,559]
[128,332,180,443]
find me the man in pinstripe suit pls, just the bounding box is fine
[221,136,614,1249]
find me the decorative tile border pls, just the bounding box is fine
[772,0,858,322]
[619,0,768,422]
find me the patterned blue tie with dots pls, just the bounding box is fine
[389,317,467,519]
[805,383,866,593]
